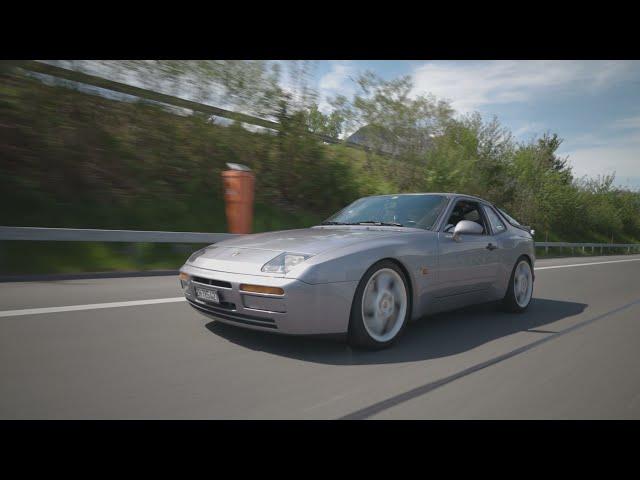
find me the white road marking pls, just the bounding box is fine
[0,257,638,318]
[536,257,640,271]
[0,297,186,318]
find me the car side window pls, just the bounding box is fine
[443,200,488,234]
[483,206,507,234]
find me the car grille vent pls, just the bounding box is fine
[191,276,232,289]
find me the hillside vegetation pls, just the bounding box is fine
[1,66,639,274]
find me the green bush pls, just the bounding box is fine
[1,70,639,275]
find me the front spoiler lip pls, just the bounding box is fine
[180,264,358,335]
[186,298,278,330]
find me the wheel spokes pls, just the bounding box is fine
[363,288,377,317]
[514,262,532,306]
[368,314,384,335]
[381,303,398,334]
[361,268,408,342]
[376,272,393,292]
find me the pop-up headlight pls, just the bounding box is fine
[261,252,311,274]
[187,246,215,264]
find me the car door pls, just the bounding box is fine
[434,199,501,298]
[481,203,513,297]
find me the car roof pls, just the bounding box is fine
[365,192,492,204]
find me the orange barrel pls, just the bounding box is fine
[221,166,255,234]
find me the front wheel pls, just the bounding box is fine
[348,260,410,349]
[502,256,534,312]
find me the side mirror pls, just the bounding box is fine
[452,220,483,241]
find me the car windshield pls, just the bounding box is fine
[322,195,449,230]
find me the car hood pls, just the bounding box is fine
[186,226,408,276]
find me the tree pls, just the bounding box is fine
[329,71,455,157]
[535,132,572,184]
[305,103,343,139]
[46,60,290,120]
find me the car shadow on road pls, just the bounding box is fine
[204,298,588,365]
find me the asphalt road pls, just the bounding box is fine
[1,254,640,419]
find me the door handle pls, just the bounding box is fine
[486,243,498,251]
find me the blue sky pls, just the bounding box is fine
[307,60,640,189]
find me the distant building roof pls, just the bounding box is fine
[347,125,397,154]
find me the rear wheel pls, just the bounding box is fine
[348,260,410,349]
[502,256,533,312]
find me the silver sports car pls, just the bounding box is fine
[179,193,535,348]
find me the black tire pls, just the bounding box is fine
[348,260,411,350]
[502,256,533,313]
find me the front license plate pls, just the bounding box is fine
[195,286,220,304]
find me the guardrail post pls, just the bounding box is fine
[600,246,603,255]
[545,245,549,255]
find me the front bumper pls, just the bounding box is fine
[179,264,358,335]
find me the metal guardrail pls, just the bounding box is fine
[0,226,236,244]
[536,242,638,248]
[13,61,403,158]
[8,60,376,153]
[535,242,640,255]
[1,227,639,253]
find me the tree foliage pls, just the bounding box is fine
[3,62,640,250]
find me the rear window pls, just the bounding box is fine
[484,206,507,234]
[497,207,521,227]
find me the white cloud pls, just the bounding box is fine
[410,61,636,113]
[614,114,640,130]
[317,61,357,112]
[565,145,640,188]
[318,62,356,92]
[513,122,545,138]
[270,60,320,111]
[561,129,640,188]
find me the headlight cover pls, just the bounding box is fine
[187,246,215,264]
[261,252,311,274]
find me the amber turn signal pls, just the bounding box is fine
[239,284,284,295]
[179,272,190,281]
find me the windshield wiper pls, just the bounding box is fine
[320,221,351,225]
[356,221,404,227]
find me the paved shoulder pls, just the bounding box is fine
[0,275,182,311]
